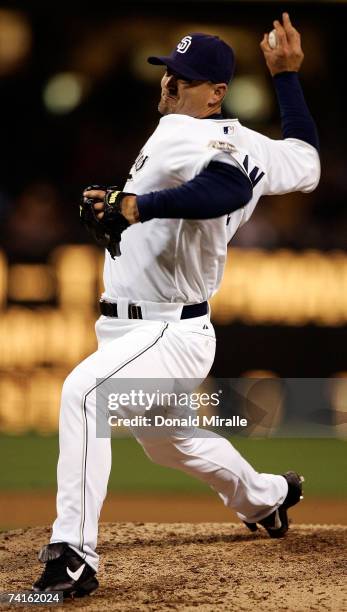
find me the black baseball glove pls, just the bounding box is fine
[80,185,133,258]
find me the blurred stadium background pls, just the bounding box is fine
[0,1,346,529]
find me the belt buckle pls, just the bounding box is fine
[129,304,142,319]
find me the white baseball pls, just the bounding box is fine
[268,30,278,49]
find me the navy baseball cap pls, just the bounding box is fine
[147,33,235,84]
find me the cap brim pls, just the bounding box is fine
[147,55,207,81]
[147,55,169,66]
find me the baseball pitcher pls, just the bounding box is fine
[33,13,320,597]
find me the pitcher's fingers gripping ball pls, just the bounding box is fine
[268,30,278,49]
[260,13,304,76]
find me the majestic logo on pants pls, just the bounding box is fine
[177,36,192,53]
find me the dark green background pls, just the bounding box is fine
[2,435,346,498]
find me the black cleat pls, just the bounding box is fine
[244,471,304,539]
[32,542,98,598]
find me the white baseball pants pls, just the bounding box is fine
[51,312,288,571]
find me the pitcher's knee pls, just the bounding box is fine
[61,370,78,401]
[61,364,93,407]
[140,436,196,469]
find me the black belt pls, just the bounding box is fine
[100,300,208,320]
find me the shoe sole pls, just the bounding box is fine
[64,577,99,599]
[33,577,99,599]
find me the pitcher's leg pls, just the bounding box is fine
[50,320,170,572]
[51,365,111,571]
[140,430,288,523]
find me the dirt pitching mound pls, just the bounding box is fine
[0,522,346,611]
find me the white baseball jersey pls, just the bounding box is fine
[104,113,320,304]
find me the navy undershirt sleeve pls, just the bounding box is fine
[137,161,253,223]
[273,71,319,151]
